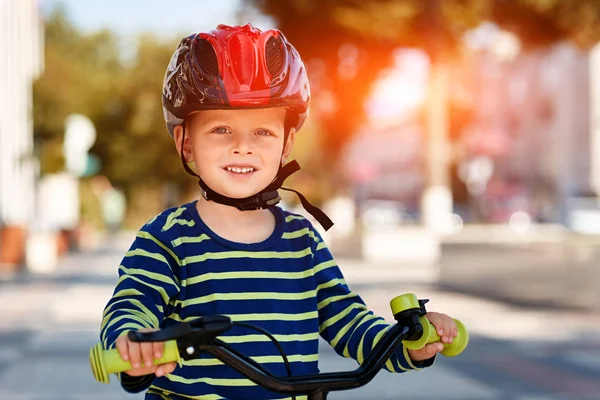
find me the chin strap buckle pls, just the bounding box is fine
[234,190,281,211]
[194,160,334,231]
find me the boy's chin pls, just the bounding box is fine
[216,186,264,201]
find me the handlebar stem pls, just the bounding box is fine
[197,324,413,396]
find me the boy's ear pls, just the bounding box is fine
[282,128,296,165]
[173,125,194,163]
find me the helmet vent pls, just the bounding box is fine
[266,36,285,76]
[196,39,219,78]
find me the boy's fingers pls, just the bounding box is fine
[435,315,452,343]
[448,319,458,341]
[125,365,158,377]
[429,313,445,336]
[437,320,445,337]
[156,362,177,377]
[128,341,142,369]
[444,319,453,343]
[153,341,164,359]
[116,337,129,361]
[141,343,155,368]
[426,312,458,343]
[423,343,443,357]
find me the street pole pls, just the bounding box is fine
[590,43,600,197]
[421,0,453,234]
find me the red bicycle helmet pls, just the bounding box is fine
[161,24,332,231]
[162,23,310,136]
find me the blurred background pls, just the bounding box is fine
[1,0,600,399]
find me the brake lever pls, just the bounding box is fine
[89,315,233,384]
[128,315,233,360]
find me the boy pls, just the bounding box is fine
[100,23,458,400]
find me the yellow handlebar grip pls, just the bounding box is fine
[89,340,180,383]
[402,316,469,357]
[390,293,469,357]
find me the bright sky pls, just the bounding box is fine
[39,0,275,39]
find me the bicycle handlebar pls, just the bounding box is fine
[90,293,469,397]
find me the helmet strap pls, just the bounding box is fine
[178,126,333,230]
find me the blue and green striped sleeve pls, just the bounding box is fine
[312,228,434,373]
[99,225,181,392]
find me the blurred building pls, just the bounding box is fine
[342,117,425,224]
[0,0,44,267]
[344,38,596,228]
[464,42,591,225]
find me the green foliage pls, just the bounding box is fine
[33,8,191,198]
[33,9,199,226]
[91,35,185,188]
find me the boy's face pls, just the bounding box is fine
[174,107,294,199]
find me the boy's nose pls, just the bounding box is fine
[231,137,254,155]
[232,148,253,155]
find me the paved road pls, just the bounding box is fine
[1,234,599,399]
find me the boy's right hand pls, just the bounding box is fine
[115,328,178,378]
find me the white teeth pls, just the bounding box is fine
[226,167,254,173]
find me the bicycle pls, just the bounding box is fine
[90,293,469,400]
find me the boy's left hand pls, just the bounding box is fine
[407,312,457,362]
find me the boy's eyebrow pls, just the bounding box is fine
[203,120,230,126]
[257,121,284,130]
[195,120,232,129]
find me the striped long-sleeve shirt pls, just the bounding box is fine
[100,201,433,400]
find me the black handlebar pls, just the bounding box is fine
[91,294,468,400]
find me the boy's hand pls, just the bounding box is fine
[115,328,178,378]
[407,312,457,362]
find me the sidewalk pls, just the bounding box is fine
[1,234,600,399]
[0,235,132,399]
[328,224,600,314]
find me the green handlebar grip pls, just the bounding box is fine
[390,293,469,357]
[402,316,469,357]
[89,340,180,383]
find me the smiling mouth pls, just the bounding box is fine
[223,166,256,174]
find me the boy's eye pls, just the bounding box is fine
[256,129,274,137]
[211,126,231,134]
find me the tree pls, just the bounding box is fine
[33,8,124,175]
[92,35,184,188]
[33,9,192,228]
[249,0,600,165]
[249,0,600,222]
